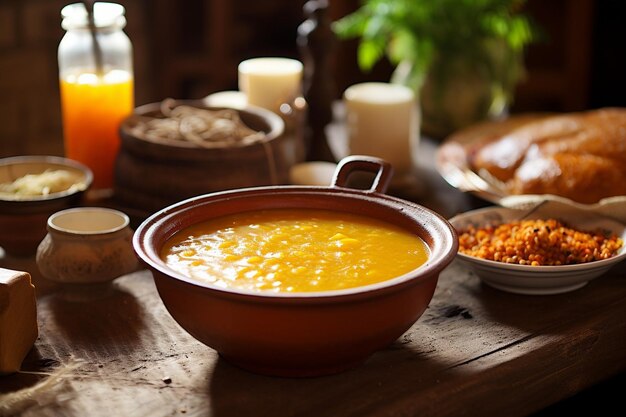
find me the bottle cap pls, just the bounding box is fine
[61,2,126,30]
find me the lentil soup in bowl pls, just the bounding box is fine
[133,156,458,377]
[449,200,626,295]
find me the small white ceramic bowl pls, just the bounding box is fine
[449,200,626,295]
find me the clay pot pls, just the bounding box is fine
[0,156,92,257]
[133,155,458,377]
[36,207,138,284]
[114,100,294,216]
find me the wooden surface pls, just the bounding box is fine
[1,139,625,417]
[2,257,625,417]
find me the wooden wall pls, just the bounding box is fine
[0,0,620,157]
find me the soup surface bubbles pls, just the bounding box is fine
[161,209,429,292]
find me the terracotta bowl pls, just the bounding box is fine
[115,99,296,216]
[133,156,458,377]
[0,155,92,257]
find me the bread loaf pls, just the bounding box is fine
[469,108,626,204]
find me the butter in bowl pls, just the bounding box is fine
[0,155,92,257]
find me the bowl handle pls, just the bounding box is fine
[331,155,393,194]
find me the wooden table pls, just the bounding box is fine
[1,139,625,417]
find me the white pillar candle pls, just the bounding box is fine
[344,82,420,174]
[238,58,303,114]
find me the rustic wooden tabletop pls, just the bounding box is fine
[1,138,625,417]
[1,253,625,417]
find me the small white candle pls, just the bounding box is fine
[203,90,247,109]
[343,82,420,174]
[238,57,303,113]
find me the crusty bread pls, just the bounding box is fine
[468,108,626,204]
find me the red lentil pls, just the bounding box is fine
[458,218,623,266]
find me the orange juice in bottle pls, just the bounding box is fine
[60,69,133,190]
[58,2,134,192]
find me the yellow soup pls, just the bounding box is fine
[161,209,429,292]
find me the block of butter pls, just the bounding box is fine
[0,267,38,375]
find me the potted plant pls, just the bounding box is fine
[333,0,540,139]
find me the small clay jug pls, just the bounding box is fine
[36,207,138,284]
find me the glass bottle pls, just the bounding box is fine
[58,2,134,193]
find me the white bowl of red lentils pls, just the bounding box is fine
[449,200,626,295]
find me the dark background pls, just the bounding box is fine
[139,0,626,112]
[588,0,626,108]
[1,0,625,156]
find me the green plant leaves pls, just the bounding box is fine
[333,0,540,79]
[357,39,385,71]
